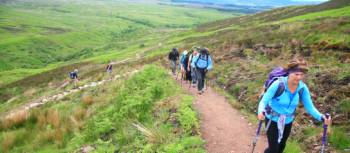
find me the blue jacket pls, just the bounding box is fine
[258,76,323,124]
[189,54,198,68]
[191,54,213,70]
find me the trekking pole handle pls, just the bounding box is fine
[321,113,330,122]
[325,113,330,119]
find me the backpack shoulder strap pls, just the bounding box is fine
[298,87,304,102]
[195,55,200,67]
[206,55,210,68]
[273,77,285,98]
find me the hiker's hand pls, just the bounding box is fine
[322,115,331,125]
[257,112,265,120]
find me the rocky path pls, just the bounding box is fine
[1,68,140,120]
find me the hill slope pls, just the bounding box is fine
[174,0,349,152]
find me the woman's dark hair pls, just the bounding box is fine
[200,47,209,55]
[285,57,308,73]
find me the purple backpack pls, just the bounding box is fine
[261,67,305,114]
[262,66,304,99]
[264,67,288,98]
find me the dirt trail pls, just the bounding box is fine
[177,78,267,153]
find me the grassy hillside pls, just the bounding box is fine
[0,65,205,152]
[0,0,235,86]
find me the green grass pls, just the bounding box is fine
[284,140,304,153]
[330,127,350,150]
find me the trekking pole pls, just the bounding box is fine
[188,74,191,89]
[251,112,265,153]
[205,76,208,90]
[204,71,208,90]
[264,106,272,134]
[321,113,330,153]
[181,70,184,86]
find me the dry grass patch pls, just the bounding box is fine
[82,95,94,106]
[47,109,60,129]
[1,110,29,130]
[36,109,61,129]
[74,107,87,121]
[23,88,37,97]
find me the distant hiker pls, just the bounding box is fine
[192,47,213,94]
[188,46,199,87]
[179,50,191,83]
[257,58,331,153]
[168,48,179,75]
[106,62,113,79]
[106,63,113,73]
[69,69,79,88]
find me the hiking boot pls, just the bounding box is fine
[198,90,204,95]
[192,83,196,88]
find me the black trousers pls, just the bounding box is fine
[196,68,207,91]
[264,119,293,153]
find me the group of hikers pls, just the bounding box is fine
[168,46,213,94]
[168,47,332,153]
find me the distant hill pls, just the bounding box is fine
[171,0,327,7]
[169,0,329,13]
[164,0,271,14]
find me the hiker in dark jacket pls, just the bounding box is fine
[168,48,179,75]
[191,47,213,94]
[69,69,79,88]
[106,63,113,73]
[257,58,331,153]
[106,62,113,79]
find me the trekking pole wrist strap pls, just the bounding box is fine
[321,113,330,122]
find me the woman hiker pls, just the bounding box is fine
[257,58,332,153]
